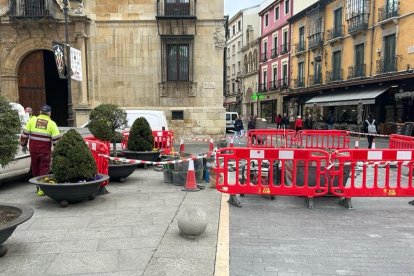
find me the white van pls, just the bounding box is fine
[226,112,239,132]
[124,110,168,131]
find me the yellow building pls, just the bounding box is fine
[288,0,414,130]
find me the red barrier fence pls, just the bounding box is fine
[246,129,297,148]
[84,136,110,186]
[389,134,414,149]
[296,130,350,150]
[121,130,174,154]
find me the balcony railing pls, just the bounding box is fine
[279,43,289,55]
[260,52,267,62]
[326,25,344,41]
[259,82,267,92]
[308,32,324,49]
[271,48,278,58]
[294,41,306,54]
[376,57,398,74]
[308,74,322,86]
[347,15,368,34]
[294,77,305,88]
[9,0,55,19]
[157,0,196,17]
[326,70,343,82]
[268,80,278,90]
[378,1,399,22]
[348,64,366,79]
[278,78,289,89]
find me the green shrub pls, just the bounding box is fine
[127,117,154,151]
[0,96,21,167]
[52,129,97,183]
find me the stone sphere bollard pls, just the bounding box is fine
[177,207,207,237]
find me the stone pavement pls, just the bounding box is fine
[0,168,222,275]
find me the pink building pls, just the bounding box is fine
[258,0,292,122]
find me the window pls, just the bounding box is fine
[238,20,241,31]
[232,25,235,35]
[272,66,277,88]
[232,83,235,93]
[165,0,190,16]
[172,111,184,120]
[227,48,230,58]
[383,34,396,72]
[285,0,290,14]
[227,66,230,77]
[162,40,192,82]
[232,45,235,55]
[314,60,322,84]
[238,41,241,51]
[282,29,288,53]
[275,6,280,20]
[246,30,250,44]
[334,8,343,36]
[354,44,364,77]
[232,64,235,75]
[299,26,305,51]
[333,51,342,80]
[298,62,304,87]
[272,35,278,57]
[238,61,241,74]
[282,63,288,86]
[264,14,269,27]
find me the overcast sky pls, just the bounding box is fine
[224,0,263,18]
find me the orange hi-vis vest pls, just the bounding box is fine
[20,114,61,153]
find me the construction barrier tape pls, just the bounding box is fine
[98,153,209,165]
[348,131,390,138]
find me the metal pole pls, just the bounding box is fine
[63,0,74,127]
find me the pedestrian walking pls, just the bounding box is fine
[233,115,244,145]
[363,113,378,149]
[20,104,61,196]
[294,115,303,132]
[282,113,289,129]
[304,114,313,129]
[326,111,334,130]
[276,114,282,129]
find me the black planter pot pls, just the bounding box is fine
[108,163,138,182]
[0,203,34,257]
[122,150,161,162]
[29,174,110,207]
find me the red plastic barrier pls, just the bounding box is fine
[330,149,414,198]
[84,136,110,186]
[296,130,350,150]
[121,130,174,154]
[214,147,330,198]
[389,134,414,149]
[246,129,297,148]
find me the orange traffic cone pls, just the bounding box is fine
[182,159,200,192]
[179,138,185,154]
[208,138,214,157]
[354,139,359,149]
[229,137,234,147]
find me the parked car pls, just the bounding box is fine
[226,112,239,132]
[0,103,31,185]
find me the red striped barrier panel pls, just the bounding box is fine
[214,147,330,208]
[121,130,174,154]
[296,130,350,150]
[330,149,414,208]
[84,136,110,186]
[246,129,297,148]
[389,134,414,149]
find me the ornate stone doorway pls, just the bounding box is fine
[18,50,68,126]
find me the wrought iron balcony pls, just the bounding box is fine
[279,43,289,55]
[293,77,305,88]
[376,57,398,74]
[9,0,55,19]
[325,69,343,82]
[308,32,324,49]
[378,1,399,22]
[260,52,267,62]
[259,82,267,92]
[308,74,322,86]
[294,41,306,54]
[268,80,278,90]
[278,78,288,89]
[348,64,366,79]
[157,0,196,17]
[326,25,344,41]
[347,15,368,34]
[271,48,278,58]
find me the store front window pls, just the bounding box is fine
[260,100,277,123]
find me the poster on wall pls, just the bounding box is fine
[52,41,66,79]
[70,47,82,82]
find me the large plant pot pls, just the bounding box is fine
[29,174,110,207]
[108,163,137,182]
[122,150,161,162]
[0,204,34,257]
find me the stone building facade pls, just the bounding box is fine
[0,0,226,139]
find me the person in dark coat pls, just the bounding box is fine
[276,114,282,129]
[304,114,313,129]
[282,113,289,129]
[363,113,378,149]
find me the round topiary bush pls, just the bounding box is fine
[88,104,127,156]
[0,96,21,167]
[51,129,97,183]
[127,117,154,152]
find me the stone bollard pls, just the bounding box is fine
[177,207,207,237]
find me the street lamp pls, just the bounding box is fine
[63,0,74,127]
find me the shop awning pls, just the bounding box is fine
[305,87,389,107]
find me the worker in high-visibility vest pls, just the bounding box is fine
[20,104,60,195]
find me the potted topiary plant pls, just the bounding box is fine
[123,117,161,162]
[29,129,109,207]
[0,96,34,257]
[88,104,137,182]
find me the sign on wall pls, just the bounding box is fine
[70,47,82,82]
